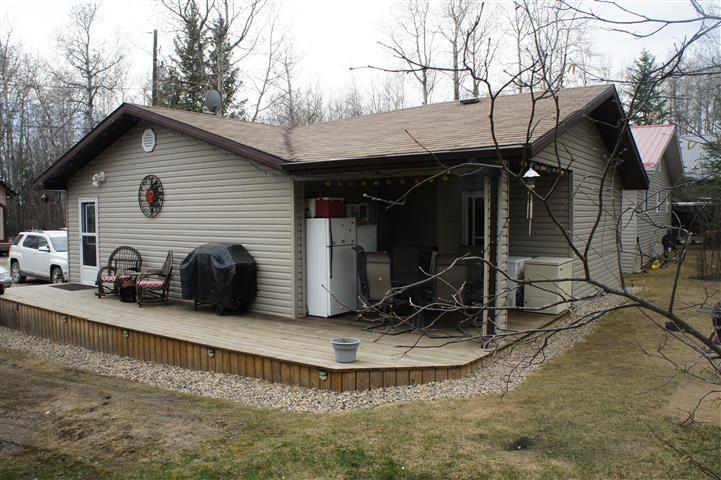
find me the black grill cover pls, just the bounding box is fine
[180,243,257,308]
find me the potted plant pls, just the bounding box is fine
[331,337,360,363]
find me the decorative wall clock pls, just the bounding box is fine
[138,175,164,217]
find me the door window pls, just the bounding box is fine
[23,235,39,249]
[80,201,98,267]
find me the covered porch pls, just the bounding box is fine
[0,284,564,391]
[297,165,573,329]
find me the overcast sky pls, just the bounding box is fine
[0,0,711,106]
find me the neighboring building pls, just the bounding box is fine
[35,84,646,332]
[621,125,684,273]
[0,180,17,242]
[679,133,714,180]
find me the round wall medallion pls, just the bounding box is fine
[138,175,164,217]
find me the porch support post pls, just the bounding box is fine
[492,170,509,334]
[291,180,305,319]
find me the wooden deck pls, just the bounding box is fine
[0,284,563,391]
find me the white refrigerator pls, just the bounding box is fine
[305,218,357,317]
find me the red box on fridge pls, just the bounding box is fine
[308,197,345,218]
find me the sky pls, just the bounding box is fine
[0,0,713,106]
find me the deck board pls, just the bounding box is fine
[1,284,495,369]
[0,284,565,390]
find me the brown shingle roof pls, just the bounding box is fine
[131,84,613,163]
[36,84,647,189]
[290,84,613,162]
[131,105,292,160]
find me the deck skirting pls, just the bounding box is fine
[0,297,488,391]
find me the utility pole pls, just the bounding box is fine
[151,29,158,106]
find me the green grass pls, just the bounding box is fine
[1,262,720,479]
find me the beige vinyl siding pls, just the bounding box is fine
[621,156,673,273]
[532,118,624,298]
[620,190,639,272]
[66,124,296,318]
[509,174,571,258]
[386,184,438,248]
[437,177,463,252]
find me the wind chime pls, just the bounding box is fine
[523,165,540,235]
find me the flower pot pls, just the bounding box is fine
[331,337,360,363]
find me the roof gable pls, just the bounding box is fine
[631,124,684,184]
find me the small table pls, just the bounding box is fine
[119,278,137,303]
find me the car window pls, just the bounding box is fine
[37,237,49,250]
[12,235,24,245]
[23,235,38,249]
[50,236,68,252]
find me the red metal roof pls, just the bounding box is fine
[630,124,677,170]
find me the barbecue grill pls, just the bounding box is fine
[180,243,257,315]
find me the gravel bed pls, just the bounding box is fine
[0,296,621,413]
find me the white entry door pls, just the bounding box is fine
[79,198,99,285]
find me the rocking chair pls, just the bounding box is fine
[137,250,173,307]
[97,246,143,298]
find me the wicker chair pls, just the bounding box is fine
[137,250,173,307]
[97,246,143,298]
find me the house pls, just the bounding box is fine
[34,84,645,334]
[620,124,684,273]
[0,180,17,250]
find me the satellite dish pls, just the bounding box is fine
[205,89,222,114]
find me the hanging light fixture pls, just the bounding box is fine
[523,165,540,235]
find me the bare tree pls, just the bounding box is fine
[247,7,288,122]
[368,76,407,114]
[55,3,125,132]
[266,46,324,127]
[381,0,437,105]
[440,0,472,100]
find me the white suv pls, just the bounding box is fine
[9,230,69,284]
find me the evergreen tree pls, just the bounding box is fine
[158,0,255,116]
[159,0,211,112]
[626,49,669,125]
[208,16,245,117]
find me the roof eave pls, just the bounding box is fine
[282,145,527,174]
[528,85,648,190]
[34,103,287,191]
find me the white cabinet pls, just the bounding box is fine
[507,256,532,308]
[523,257,573,315]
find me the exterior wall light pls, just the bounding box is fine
[123,329,130,338]
[318,369,328,381]
[207,347,215,357]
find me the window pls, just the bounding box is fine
[656,192,661,213]
[36,237,49,251]
[644,193,649,211]
[462,192,485,246]
[50,236,68,252]
[22,235,38,249]
[665,194,670,213]
[12,235,24,245]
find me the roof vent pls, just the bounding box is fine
[459,97,480,105]
[142,128,156,153]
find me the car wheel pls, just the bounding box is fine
[51,266,64,284]
[11,261,26,284]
